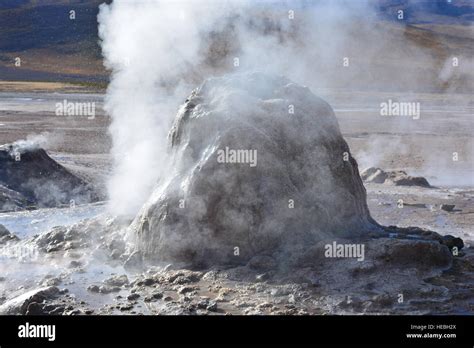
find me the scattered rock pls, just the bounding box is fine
[0,286,60,315]
[127,293,140,301]
[103,275,129,287]
[35,226,71,252]
[151,291,163,300]
[68,260,82,268]
[0,224,19,244]
[440,235,464,251]
[159,270,203,285]
[389,172,431,188]
[120,304,134,311]
[99,285,121,294]
[42,277,62,287]
[206,301,218,312]
[48,306,66,315]
[440,204,455,212]
[144,292,163,302]
[87,285,100,293]
[143,278,155,286]
[373,238,452,269]
[360,167,387,183]
[361,167,431,188]
[26,302,47,315]
[196,298,210,309]
[65,309,83,315]
[177,286,196,295]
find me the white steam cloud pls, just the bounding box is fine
[98,0,469,216]
[98,0,382,216]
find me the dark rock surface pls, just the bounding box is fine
[0,286,60,315]
[0,143,100,209]
[0,184,32,211]
[0,224,19,244]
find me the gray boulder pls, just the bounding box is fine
[0,224,19,244]
[131,72,380,266]
[0,143,101,208]
[361,167,431,188]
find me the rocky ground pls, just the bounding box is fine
[0,88,472,315]
[0,233,472,316]
[0,174,472,315]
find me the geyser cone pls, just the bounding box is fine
[132,72,379,266]
[0,143,99,208]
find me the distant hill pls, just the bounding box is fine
[376,0,474,23]
[0,0,109,84]
[0,0,472,91]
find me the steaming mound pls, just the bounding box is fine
[361,167,431,188]
[0,143,99,209]
[132,72,380,265]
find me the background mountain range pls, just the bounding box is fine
[0,0,472,92]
